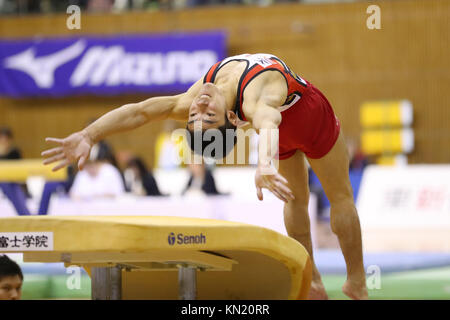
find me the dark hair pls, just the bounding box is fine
[0,255,23,281]
[186,114,237,160]
[127,157,151,178]
[0,127,13,139]
[90,141,118,166]
[126,157,164,196]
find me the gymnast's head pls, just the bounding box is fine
[185,82,238,159]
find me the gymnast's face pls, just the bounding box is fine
[187,83,228,131]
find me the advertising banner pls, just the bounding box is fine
[0,32,226,97]
[357,165,450,228]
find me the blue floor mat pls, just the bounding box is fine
[315,249,450,274]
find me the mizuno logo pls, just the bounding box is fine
[69,49,215,87]
[4,40,86,88]
[3,41,216,89]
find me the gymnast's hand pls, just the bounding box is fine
[41,130,93,171]
[255,165,295,203]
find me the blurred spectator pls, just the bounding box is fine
[0,127,30,215]
[86,118,127,186]
[0,127,21,160]
[69,141,125,200]
[90,139,120,169]
[87,0,114,12]
[183,162,224,195]
[0,0,306,15]
[46,0,88,13]
[14,0,40,13]
[185,0,243,7]
[0,255,23,300]
[113,0,155,12]
[46,0,77,12]
[347,137,371,171]
[124,157,165,196]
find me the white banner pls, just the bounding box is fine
[357,165,450,228]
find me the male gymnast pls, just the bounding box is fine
[42,53,368,300]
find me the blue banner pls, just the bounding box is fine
[0,32,226,98]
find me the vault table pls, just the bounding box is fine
[0,216,311,299]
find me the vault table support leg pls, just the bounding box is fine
[91,266,122,300]
[178,265,197,300]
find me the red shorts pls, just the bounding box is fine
[277,84,340,160]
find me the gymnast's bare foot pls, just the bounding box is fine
[308,280,329,300]
[342,279,369,300]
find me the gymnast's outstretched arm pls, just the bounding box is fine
[241,71,294,203]
[252,105,294,203]
[41,79,203,171]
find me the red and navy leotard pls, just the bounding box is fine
[203,53,340,159]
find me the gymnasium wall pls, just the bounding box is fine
[0,0,448,167]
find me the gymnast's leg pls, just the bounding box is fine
[279,150,328,300]
[307,131,368,300]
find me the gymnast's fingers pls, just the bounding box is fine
[78,154,88,171]
[256,185,264,201]
[263,174,294,201]
[52,159,70,172]
[41,146,63,158]
[43,153,65,165]
[274,173,289,185]
[274,185,292,202]
[269,186,288,203]
[45,137,64,145]
[273,180,295,201]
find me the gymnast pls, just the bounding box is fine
[42,53,368,300]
